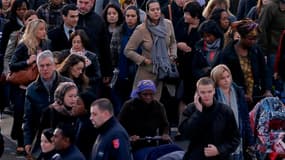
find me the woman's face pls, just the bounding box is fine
[107,7,119,25]
[70,61,84,78]
[72,35,84,52]
[72,97,86,116]
[139,89,154,104]
[63,88,78,108]
[220,11,229,30]
[217,70,232,89]
[16,2,28,20]
[2,0,11,9]
[125,9,138,28]
[36,22,47,41]
[24,15,38,26]
[203,33,217,44]
[262,0,269,5]
[40,134,55,153]
[147,2,161,22]
[241,33,258,47]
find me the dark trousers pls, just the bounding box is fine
[10,85,25,147]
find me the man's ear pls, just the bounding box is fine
[63,136,70,144]
[62,15,66,21]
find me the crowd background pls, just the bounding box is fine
[0,0,285,159]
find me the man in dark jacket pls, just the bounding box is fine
[179,77,240,160]
[36,0,65,31]
[23,50,72,156]
[258,0,285,77]
[48,4,82,51]
[77,0,113,79]
[53,123,86,160]
[90,98,133,160]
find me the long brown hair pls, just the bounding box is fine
[57,54,89,91]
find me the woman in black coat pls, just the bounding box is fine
[9,19,49,154]
[0,0,29,57]
[218,19,272,109]
[37,128,57,160]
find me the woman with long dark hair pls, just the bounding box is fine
[60,29,102,97]
[102,3,124,41]
[58,54,89,93]
[110,5,141,114]
[125,0,177,100]
[0,0,29,55]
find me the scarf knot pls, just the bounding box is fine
[146,18,171,75]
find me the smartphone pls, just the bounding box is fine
[199,96,202,103]
[196,91,202,103]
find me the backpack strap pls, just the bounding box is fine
[168,0,173,21]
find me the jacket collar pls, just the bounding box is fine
[97,116,116,133]
[34,71,60,92]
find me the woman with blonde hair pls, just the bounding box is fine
[211,64,255,160]
[9,18,50,154]
[203,0,236,22]
[19,19,49,54]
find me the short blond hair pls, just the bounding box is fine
[210,64,232,84]
[196,77,215,89]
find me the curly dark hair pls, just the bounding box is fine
[235,19,259,38]
[199,20,224,39]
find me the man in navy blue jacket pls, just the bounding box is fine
[53,123,86,160]
[90,98,133,160]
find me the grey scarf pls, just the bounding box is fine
[146,18,171,75]
[205,38,221,52]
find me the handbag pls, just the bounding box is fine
[6,63,38,85]
[157,64,180,84]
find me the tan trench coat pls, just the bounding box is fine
[124,18,177,100]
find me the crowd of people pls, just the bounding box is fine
[0,0,285,159]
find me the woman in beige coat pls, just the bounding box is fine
[124,0,177,100]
